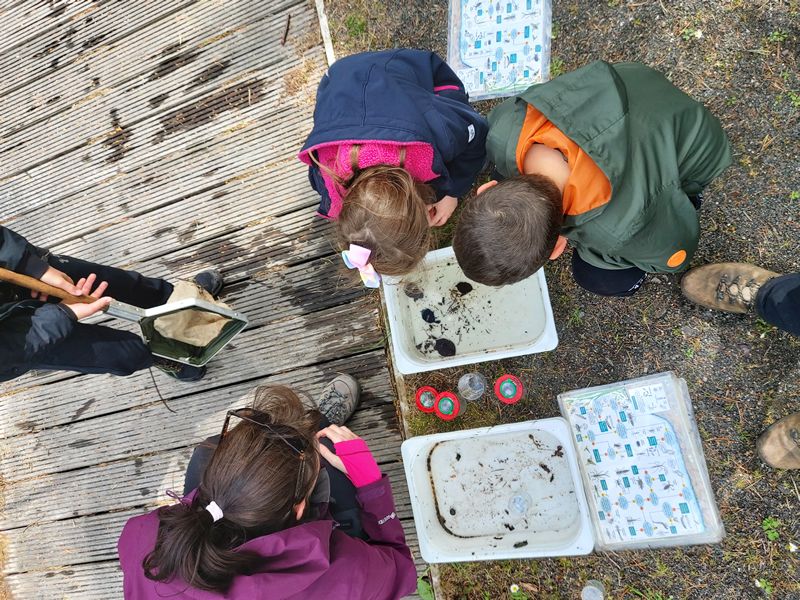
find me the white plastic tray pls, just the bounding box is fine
[401,418,593,563]
[383,247,558,374]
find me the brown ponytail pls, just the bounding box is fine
[142,386,321,593]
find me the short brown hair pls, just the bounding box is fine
[453,174,562,286]
[337,164,434,276]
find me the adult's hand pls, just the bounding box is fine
[427,195,458,227]
[34,266,83,301]
[315,424,361,475]
[60,274,112,320]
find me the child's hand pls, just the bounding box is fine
[316,425,360,474]
[427,195,458,227]
[34,266,83,301]
[316,425,381,487]
[60,274,112,320]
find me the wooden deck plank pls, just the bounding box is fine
[5,561,124,600]
[7,110,317,248]
[0,256,364,439]
[0,1,96,57]
[0,1,318,220]
[0,0,195,100]
[6,562,123,600]
[0,212,343,400]
[0,351,391,482]
[0,395,400,530]
[0,298,383,481]
[0,0,306,157]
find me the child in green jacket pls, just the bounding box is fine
[453,61,732,296]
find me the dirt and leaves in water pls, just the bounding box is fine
[325,0,800,597]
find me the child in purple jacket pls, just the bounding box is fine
[118,378,417,600]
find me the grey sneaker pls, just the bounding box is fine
[681,262,778,314]
[756,413,800,469]
[317,375,361,425]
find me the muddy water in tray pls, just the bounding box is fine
[427,430,580,550]
[399,257,547,362]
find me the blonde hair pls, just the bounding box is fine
[312,145,434,276]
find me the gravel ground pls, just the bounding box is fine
[323,1,800,598]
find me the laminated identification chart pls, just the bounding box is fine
[447,0,552,100]
[560,381,706,545]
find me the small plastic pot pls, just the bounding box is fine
[434,391,462,421]
[415,386,438,413]
[494,374,523,404]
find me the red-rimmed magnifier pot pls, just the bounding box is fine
[494,374,523,404]
[434,391,462,421]
[415,386,438,413]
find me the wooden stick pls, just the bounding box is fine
[0,267,94,304]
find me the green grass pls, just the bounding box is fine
[344,13,367,37]
[550,56,566,78]
[762,517,782,541]
[768,30,789,43]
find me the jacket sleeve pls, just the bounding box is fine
[427,53,489,199]
[676,102,732,196]
[354,475,417,600]
[433,101,489,199]
[0,226,49,278]
[307,165,333,218]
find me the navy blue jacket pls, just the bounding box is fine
[0,226,76,381]
[299,50,488,216]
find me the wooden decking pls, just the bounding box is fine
[0,1,420,597]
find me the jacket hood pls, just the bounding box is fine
[300,54,446,154]
[119,510,337,599]
[488,61,630,222]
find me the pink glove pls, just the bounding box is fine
[334,439,382,488]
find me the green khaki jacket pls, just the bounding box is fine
[487,61,732,272]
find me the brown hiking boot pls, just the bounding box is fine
[756,413,800,469]
[681,263,779,314]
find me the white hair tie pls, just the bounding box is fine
[205,501,223,522]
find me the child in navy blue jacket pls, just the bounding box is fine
[298,50,488,280]
[0,226,219,382]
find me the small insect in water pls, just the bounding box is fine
[421,308,439,324]
[404,282,424,300]
[455,281,473,296]
[434,338,456,356]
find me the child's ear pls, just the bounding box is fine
[549,235,568,260]
[476,180,499,195]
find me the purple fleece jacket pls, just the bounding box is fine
[117,475,417,599]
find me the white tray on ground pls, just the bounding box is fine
[401,418,594,563]
[383,246,558,375]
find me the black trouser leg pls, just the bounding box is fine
[45,253,173,307]
[33,320,154,376]
[316,415,364,538]
[755,274,800,337]
[571,251,647,297]
[32,253,172,375]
